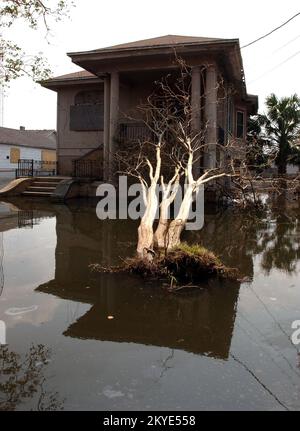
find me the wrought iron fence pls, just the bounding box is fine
[16,159,57,178]
[72,159,102,179]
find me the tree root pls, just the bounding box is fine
[89,243,240,292]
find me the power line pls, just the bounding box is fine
[242,11,300,48]
[272,33,300,54]
[249,49,300,84]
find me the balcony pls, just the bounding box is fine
[118,122,152,144]
[72,159,103,179]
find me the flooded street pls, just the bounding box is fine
[0,198,299,411]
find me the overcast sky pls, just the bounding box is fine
[2,0,300,130]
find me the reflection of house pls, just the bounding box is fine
[0,201,53,232]
[61,280,240,360]
[41,35,258,178]
[0,126,57,178]
[33,202,241,360]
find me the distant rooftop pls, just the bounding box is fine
[0,127,56,150]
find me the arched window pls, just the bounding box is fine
[75,90,103,105]
[70,89,104,131]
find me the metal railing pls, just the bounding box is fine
[118,122,152,143]
[17,210,42,229]
[16,159,57,178]
[72,159,102,179]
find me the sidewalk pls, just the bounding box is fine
[0,173,15,191]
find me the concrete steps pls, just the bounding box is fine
[22,190,53,197]
[34,181,60,185]
[26,186,56,193]
[35,176,68,182]
[21,177,67,198]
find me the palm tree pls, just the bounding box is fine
[258,93,300,174]
[246,116,268,172]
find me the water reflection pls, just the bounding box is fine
[189,199,300,276]
[257,198,300,275]
[0,197,299,410]
[34,201,241,360]
[55,280,239,359]
[1,197,300,361]
[0,344,64,411]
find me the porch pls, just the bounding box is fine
[101,66,219,180]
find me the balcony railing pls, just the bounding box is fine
[16,159,57,178]
[118,122,152,144]
[72,159,102,179]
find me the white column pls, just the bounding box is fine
[191,66,201,130]
[103,76,110,181]
[204,65,217,169]
[191,66,202,178]
[109,71,119,181]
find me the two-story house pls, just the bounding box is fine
[41,35,258,179]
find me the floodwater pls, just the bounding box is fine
[0,197,299,411]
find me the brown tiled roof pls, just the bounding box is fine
[49,70,97,81]
[0,127,56,150]
[41,69,100,86]
[46,35,237,84]
[81,34,228,54]
[103,35,221,49]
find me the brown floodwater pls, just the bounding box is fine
[0,197,299,411]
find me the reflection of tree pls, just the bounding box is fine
[259,215,300,274]
[185,208,266,278]
[255,199,300,275]
[157,349,174,380]
[186,200,300,276]
[0,344,64,411]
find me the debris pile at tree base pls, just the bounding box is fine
[90,243,239,286]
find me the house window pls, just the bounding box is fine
[10,147,20,164]
[70,90,104,131]
[236,111,245,139]
[227,98,234,135]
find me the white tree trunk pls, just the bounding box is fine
[154,201,170,249]
[154,173,180,249]
[136,183,158,260]
[166,183,195,250]
[137,222,155,260]
[136,144,161,260]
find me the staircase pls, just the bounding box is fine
[22,177,65,198]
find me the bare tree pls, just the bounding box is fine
[116,60,242,261]
[0,0,74,84]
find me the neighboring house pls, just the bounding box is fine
[41,34,258,178]
[0,127,57,178]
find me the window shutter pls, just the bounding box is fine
[10,147,20,164]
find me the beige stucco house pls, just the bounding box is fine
[42,35,258,179]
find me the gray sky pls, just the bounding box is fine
[2,0,300,130]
